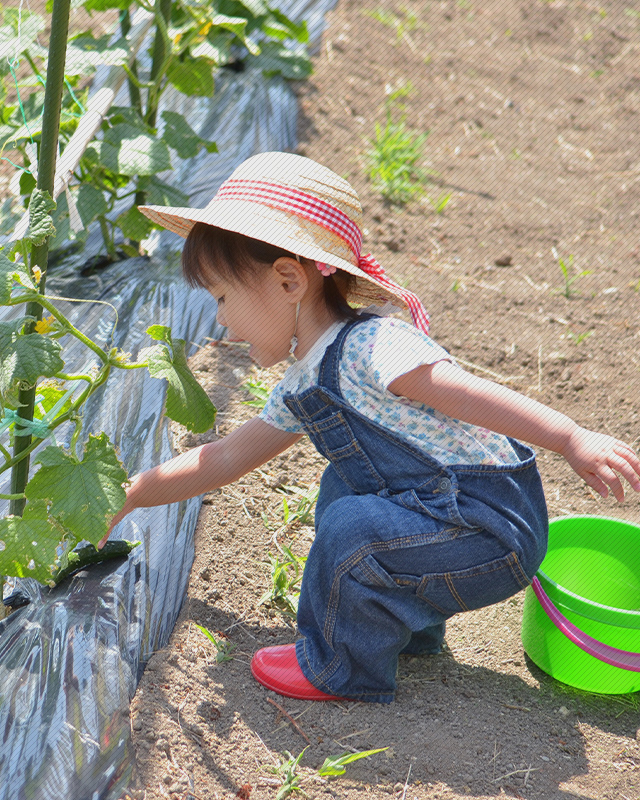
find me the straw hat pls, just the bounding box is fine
[139,152,429,328]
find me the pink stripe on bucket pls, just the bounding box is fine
[531,577,640,672]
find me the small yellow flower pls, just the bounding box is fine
[32,266,42,284]
[110,348,132,365]
[35,316,55,334]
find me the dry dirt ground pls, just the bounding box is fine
[126,1,640,799]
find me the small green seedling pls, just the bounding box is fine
[362,6,422,45]
[427,191,453,214]
[318,747,389,778]
[278,484,320,526]
[194,624,236,662]
[551,248,592,299]
[267,748,309,799]
[567,329,594,345]
[365,110,432,204]
[241,378,271,409]
[259,544,307,615]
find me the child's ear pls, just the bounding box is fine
[271,257,309,300]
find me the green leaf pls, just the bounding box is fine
[0,249,34,304]
[0,318,65,397]
[25,433,128,545]
[19,170,37,197]
[27,189,56,247]
[116,206,154,241]
[208,13,258,53]
[34,382,72,420]
[167,58,214,97]
[82,0,132,10]
[0,500,67,584]
[147,324,173,342]
[77,183,108,227]
[266,8,309,43]
[94,124,172,176]
[144,326,216,433]
[65,34,129,74]
[192,33,233,65]
[161,111,217,159]
[317,748,388,778]
[251,42,312,79]
[105,106,150,130]
[225,0,268,19]
[138,175,190,207]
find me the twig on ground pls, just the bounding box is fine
[493,766,539,783]
[401,763,412,800]
[266,697,311,743]
[332,739,359,754]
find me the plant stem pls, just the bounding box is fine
[119,9,143,115]
[134,0,172,215]
[37,296,110,363]
[10,0,72,517]
[145,0,173,129]
[98,216,117,261]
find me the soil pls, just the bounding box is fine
[126,2,640,799]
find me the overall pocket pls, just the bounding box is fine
[416,551,531,616]
[350,549,531,619]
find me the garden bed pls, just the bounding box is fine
[127,1,640,798]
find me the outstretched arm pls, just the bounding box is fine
[389,360,640,502]
[99,417,302,548]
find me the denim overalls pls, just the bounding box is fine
[283,315,549,703]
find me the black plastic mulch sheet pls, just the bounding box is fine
[0,0,341,792]
[0,257,220,800]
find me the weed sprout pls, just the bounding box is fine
[551,248,592,298]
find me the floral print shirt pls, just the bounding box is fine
[260,315,520,466]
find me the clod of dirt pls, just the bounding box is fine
[494,255,513,266]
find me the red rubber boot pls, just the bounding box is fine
[251,644,344,701]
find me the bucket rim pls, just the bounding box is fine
[538,515,640,628]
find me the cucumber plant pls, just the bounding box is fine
[0,0,218,612]
[0,193,217,597]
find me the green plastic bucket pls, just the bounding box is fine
[521,516,640,694]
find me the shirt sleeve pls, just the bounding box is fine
[347,317,457,392]
[259,380,305,433]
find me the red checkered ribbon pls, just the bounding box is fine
[213,178,430,334]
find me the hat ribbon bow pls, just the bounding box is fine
[213,178,430,334]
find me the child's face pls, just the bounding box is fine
[208,266,300,368]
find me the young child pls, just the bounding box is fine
[100,152,640,704]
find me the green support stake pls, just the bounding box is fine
[9,0,72,517]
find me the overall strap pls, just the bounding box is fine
[317,313,377,395]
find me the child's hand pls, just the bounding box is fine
[561,427,640,502]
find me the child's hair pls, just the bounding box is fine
[182,222,360,322]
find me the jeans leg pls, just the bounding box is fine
[296,490,524,702]
[296,492,451,703]
[400,622,446,655]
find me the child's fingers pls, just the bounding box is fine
[608,453,640,492]
[615,445,640,479]
[597,465,625,502]
[583,472,610,499]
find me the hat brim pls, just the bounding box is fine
[139,200,407,310]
